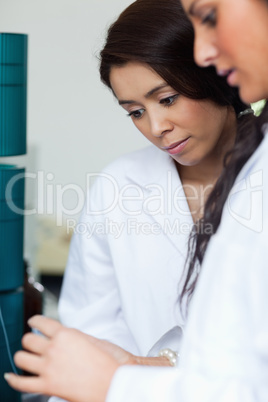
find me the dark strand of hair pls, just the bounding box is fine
[181,102,267,305]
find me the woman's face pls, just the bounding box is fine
[110,62,235,167]
[181,0,268,104]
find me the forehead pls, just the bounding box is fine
[181,0,266,14]
[182,0,268,30]
[110,62,164,97]
[181,0,220,14]
[180,0,200,14]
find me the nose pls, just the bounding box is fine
[194,28,219,67]
[149,110,173,138]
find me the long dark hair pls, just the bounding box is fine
[182,103,265,302]
[99,0,263,302]
[100,0,246,113]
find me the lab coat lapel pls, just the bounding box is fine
[125,147,194,258]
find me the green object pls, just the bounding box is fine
[0,165,25,291]
[0,33,27,156]
[251,99,267,116]
[0,288,23,402]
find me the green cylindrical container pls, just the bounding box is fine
[0,165,25,291]
[0,288,23,402]
[0,33,27,156]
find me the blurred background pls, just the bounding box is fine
[0,0,148,310]
[0,0,265,315]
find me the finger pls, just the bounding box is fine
[4,373,45,394]
[14,351,43,375]
[22,332,50,355]
[28,315,63,338]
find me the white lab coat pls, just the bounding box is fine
[106,129,268,401]
[58,145,192,356]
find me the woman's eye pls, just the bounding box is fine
[127,109,144,119]
[160,95,179,106]
[201,10,216,26]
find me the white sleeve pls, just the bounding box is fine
[177,233,268,402]
[108,138,268,402]
[105,237,268,402]
[106,365,181,402]
[58,174,139,354]
[106,366,267,402]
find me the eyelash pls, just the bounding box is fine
[160,94,179,106]
[127,94,179,120]
[201,10,216,26]
[127,109,145,120]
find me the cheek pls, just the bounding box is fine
[173,103,200,128]
[133,119,149,138]
[179,103,214,132]
[195,113,227,149]
[133,119,158,145]
[218,32,237,59]
[216,9,242,59]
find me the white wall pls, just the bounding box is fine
[0,0,149,271]
[0,0,148,221]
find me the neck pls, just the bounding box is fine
[176,108,237,222]
[178,108,237,187]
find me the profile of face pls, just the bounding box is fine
[181,0,268,104]
[110,61,234,168]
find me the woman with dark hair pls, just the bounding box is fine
[5,0,268,401]
[55,0,253,361]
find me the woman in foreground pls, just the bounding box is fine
[5,0,268,401]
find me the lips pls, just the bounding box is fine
[217,69,231,77]
[217,68,237,86]
[226,69,238,86]
[162,137,190,155]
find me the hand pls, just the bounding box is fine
[87,336,136,366]
[86,338,172,367]
[5,315,119,402]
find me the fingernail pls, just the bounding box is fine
[4,373,10,381]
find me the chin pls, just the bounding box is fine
[239,85,265,105]
[174,158,199,167]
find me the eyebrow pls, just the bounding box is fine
[118,83,169,105]
[188,0,198,16]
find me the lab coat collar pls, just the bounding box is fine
[126,146,194,257]
[125,145,180,189]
